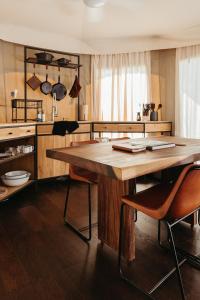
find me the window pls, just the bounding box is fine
[92,52,151,123]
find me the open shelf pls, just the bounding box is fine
[0,151,34,165]
[25,58,82,70]
[0,180,34,202]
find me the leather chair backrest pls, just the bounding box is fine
[168,166,200,219]
[69,140,99,182]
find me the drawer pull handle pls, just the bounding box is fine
[26,130,31,132]
[8,132,13,135]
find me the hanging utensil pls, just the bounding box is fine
[40,65,52,95]
[69,75,81,98]
[157,104,162,112]
[26,64,41,90]
[51,68,67,101]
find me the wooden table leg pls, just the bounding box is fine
[98,175,135,262]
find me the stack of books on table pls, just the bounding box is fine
[112,140,176,153]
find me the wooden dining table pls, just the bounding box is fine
[46,136,200,262]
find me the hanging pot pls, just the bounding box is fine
[57,58,70,66]
[26,64,41,90]
[51,73,67,101]
[40,66,52,95]
[35,52,54,64]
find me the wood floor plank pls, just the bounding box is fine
[0,181,199,300]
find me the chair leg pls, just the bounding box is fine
[64,178,71,219]
[134,209,138,222]
[64,179,92,242]
[158,220,162,247]
[166,222,186,300]
[118,205,187,299]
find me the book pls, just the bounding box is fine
[112,143,146,153]
[131,140,176,151]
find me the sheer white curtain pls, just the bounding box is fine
[91,52,151,122]
[176,45,200,138]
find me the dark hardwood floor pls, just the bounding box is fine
[0,179,199,300]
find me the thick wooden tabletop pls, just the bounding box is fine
[46,136,200,181]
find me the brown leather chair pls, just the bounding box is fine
[118,164,200,300]
[63,140,98,242]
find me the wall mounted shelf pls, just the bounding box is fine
[25,58,82,70]
[24,46,82,121]
[12,99,43,122]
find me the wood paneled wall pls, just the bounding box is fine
[0,38,175,125]
[0,39,92,123]
[150,49,176,126]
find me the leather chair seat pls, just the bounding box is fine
[122,164,200,220]
[122,182,174,220]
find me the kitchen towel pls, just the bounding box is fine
[69,75,82,98]
[52,121,79,136]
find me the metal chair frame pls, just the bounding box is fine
[63,177,92,242]
[118,203,200,300]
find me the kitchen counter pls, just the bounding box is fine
[0,121,92,129]
[0,119,173,196]
[93,120,171,124]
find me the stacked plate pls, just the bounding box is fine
[1,170,31,187]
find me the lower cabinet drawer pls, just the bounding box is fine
[74,123,91,133]
[117,124,144,132]
[0,126,35,141]
[93,123,144,132]
[37,123,91,135]
[145,123,172,132]
[93,123,116,132]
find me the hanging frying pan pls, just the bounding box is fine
[40,66,52,95]
[26,64,41,90]
[51,71,67,101]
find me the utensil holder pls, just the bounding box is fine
[150,111,158,121]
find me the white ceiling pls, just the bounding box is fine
[0,0,200,53]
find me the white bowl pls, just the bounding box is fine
[1,173,30,187]
[4,170,29,179]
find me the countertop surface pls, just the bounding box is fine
[93,121,172,124]
[0,120,172,129]
[0,121,92,128]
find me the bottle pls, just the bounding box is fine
[41,110,46,122]
[37,109,42,122]
[137,112,141,121]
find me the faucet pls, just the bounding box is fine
[52,93,58,122]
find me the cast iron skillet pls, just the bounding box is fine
[51,74,67,101]
[40,74,52,95]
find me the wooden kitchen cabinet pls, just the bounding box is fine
[37,133,91,179]
[37,135,67,179]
